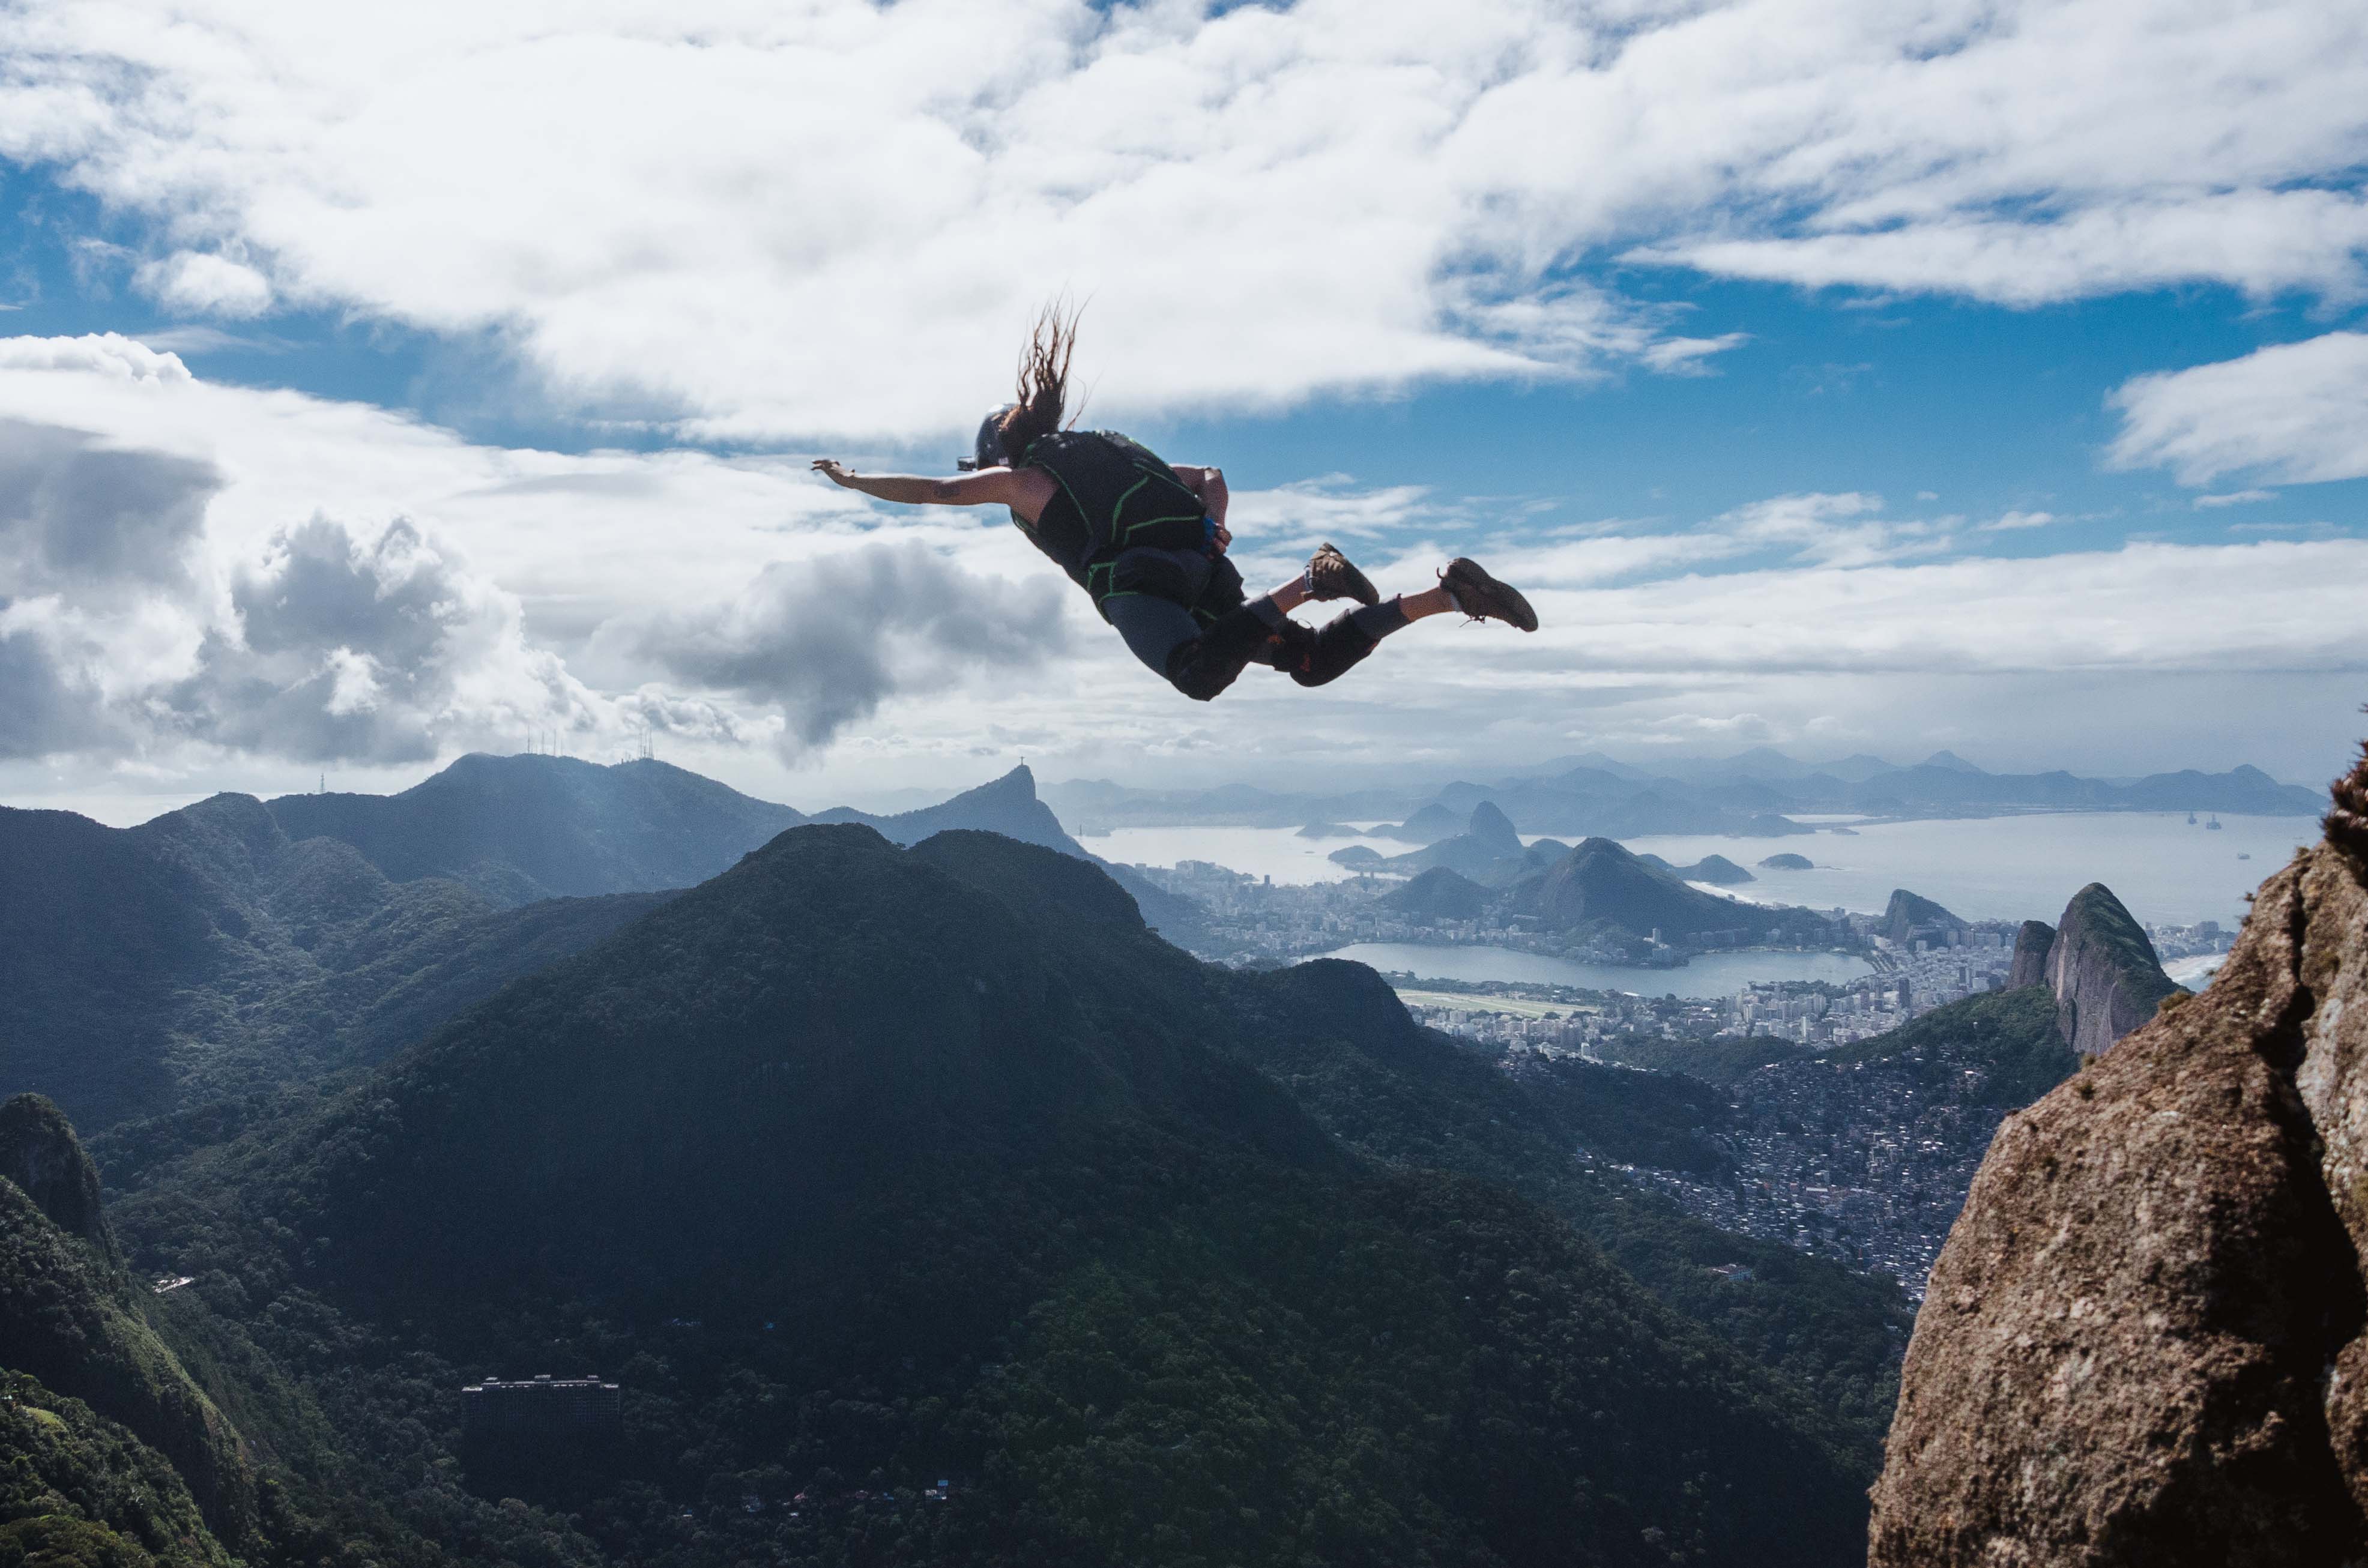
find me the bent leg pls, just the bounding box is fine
[1106,594,1287,703]
[1104,593,1203,677]
[1287,599,1411,687]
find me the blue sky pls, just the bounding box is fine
[1,0,2364,818]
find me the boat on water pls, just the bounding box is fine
[2206,815,2223,830]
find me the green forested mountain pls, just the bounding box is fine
[1511,837,1839,947]
[1222,962,1911,1468]
[2,759,1215,1134]
[812,763,1208,938]
[265,752,808,906]
[1823,985,2078,1106]
[0,1097,255,1563]
[0,793,669,1130]
[97,827,1876,1567]
[1,1368,235,1568]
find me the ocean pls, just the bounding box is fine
[1089,812,2318,928]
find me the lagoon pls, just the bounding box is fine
[1306,942,1877,998]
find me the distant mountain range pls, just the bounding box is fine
[1344,804,1846,956]
[1,755,1197,1132]
[1047,749,2325,835]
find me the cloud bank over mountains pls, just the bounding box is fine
[4,0,2364,445]
[1,336,2360,800]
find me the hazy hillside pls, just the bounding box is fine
[0,792,668,1130]
[2,756,1203,1132]
[268,752,807,906]
[110,828,1874,1567]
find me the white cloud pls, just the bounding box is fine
[1638,334,1753,376]
[0,334,1083,768]
[1709,490,1951,567]
[2192,489,2276,509]
[134,251,273,318]
[1,1,2362,439]
[1979,509,2055,531]
[608,543,1072,756]
[2107,332,2368,486]
[1,334,2361,803]
[1519,540,2368,677]
[0,331,190,382]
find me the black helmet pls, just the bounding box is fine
[958,403,1019,471]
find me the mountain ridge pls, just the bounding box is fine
[110,824,1876,1566]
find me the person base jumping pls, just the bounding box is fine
[811,306,1536,704]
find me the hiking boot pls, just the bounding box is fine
[1306,541,1380,607]
[1439,558,1538,632]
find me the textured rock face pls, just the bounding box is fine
[1466,800,1521,855]
[2008,919,2057,989]
[0,1092,115,1259]
[1881,887,1966,945]
[2045,882,2179,1057]
[1868,747,2368,1566]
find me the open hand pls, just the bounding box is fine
[812,459,857,487]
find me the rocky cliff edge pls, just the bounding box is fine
[1868,737,2368,1564]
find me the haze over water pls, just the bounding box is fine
[1092,812,2320,928]
[1626,812,2317,929]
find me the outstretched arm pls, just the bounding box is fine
[812,460,1023,507]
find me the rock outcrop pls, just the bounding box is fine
[0,1103,258,1546]
[1868,738,2368,1565]
[2007,918,2056,989]
[2044,881,2179,1057]
[1466,800,1521,857]
[0,1093,115,1260]
[1880,887,1966,946]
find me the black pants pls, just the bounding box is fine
[1104,560,1409,702]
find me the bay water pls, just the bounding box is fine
[1090,812,2318,927]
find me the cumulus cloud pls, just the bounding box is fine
[0,333,190,382]
[165,515,598,764]
[2106,331,2368,486]
[614,543,1071,755]
[0,338,1107,773]
[134,251,273,318]
[0,605,118,760]
[0,417,221,590]
[1,331,2361,798]
[3,1,2363,439]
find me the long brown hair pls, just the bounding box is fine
[996,300,1080,460]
